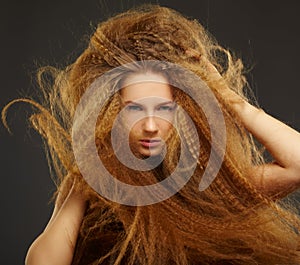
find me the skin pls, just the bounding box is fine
[120,72,175,157]
[25,180,86,265]
[202,55,300,197]
[25,59,300,265]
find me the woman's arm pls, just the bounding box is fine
[202,55,300,197]
[228,92,300,197]
[25,182,86,265]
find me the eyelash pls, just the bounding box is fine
[126,105,143,111]
[126,105,176,112]
[157,105,175,111]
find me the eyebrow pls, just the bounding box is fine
[123,100,142,105]
[123,100,174,106]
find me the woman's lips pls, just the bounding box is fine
[139,139,161,147]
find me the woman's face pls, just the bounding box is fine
[120,72,176,157]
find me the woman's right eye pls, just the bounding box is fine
[126,105,143,111]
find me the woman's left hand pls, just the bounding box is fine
[200,54,300,198]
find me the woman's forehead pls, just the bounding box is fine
[121,72,168,87]
[121,81,173,101]
[121,72,173,101]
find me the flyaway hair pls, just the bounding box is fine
[3,4,300,265]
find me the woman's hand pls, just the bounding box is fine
[199,53,300,198]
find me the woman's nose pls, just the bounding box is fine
[142,116,158,132]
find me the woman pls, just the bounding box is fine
[3,4,300,265]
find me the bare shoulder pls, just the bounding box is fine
[25,181,87,265]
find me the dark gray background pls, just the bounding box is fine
[1,1,300,264]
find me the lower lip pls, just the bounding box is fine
[140,140,161,148]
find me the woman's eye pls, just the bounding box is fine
[126,105,143,111]
[157,105,176,112]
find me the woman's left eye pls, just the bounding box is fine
[157,105,175,112]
